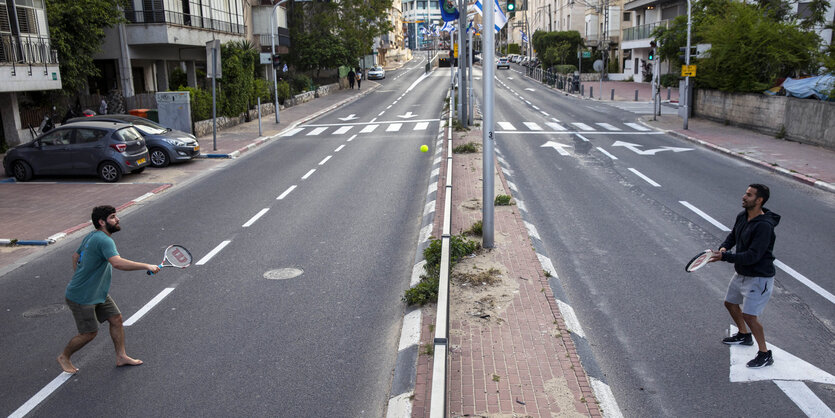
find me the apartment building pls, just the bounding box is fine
[0,0,61,147]
[621,0,684,81]
[93,0,251,97]
[402,0,441,50]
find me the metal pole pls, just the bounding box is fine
[483,0,495,249]
[212,46,217,151]
[258,97,262,136]
[468,27,473,126]
[684,0,691,130]
[458,0,467,125]
[271,1,287,124]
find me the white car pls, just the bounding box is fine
[497,57,510,69]
[367,67,385,80]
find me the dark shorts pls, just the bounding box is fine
[66,295,121,334]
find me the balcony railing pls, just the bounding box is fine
[0,33,58,65]
[125,10,246,35]
[623,19,670,41]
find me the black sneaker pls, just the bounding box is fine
[722,332,754,346]
[747,350,774,368]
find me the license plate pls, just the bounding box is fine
[137,158,146,165]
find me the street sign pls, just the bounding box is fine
[260,53,273,65]
[582,51,591,58]
[593,59,604,72]
[206,40,221,78]
[681,64,697,77]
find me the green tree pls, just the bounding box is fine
[532,30,583,68]
[46,0,126,95]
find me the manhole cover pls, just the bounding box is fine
[23,303,67,318]
[263,268,303,280]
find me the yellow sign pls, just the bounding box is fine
[681,65,697,77]
[454,42,459,58]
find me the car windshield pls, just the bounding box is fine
[129,118,168,135]
[115,127,144,142]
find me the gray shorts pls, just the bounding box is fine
[66,295,121,334]
[725,274,774,316]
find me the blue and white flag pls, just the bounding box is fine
[521,30,529,44]
[440,0,459,22]
[441,21,456,33]
[474,0,507,33]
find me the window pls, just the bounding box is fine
[75,129,108,144]
[797,2,813,19]
[624,12,630,21]
[115,127,143,143]
[38,129,73,146]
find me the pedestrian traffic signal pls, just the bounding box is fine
[272,54,281,69]
[507,0,516,12]
[648,49,655,60]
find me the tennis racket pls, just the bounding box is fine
[147,245,192,275]
[685,249,714,272]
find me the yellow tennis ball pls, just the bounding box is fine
[420,145,429,153]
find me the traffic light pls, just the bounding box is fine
[507,0,516,12]
[648,40,656,61]
[678,46,697,63]
[272,54,282,69]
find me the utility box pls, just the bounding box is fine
[156,91,192,134]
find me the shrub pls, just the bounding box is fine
[177,86,212,122]
[276,81,291,104]
[660,73,681,88]
[170,68,188,90]
[403,235,480,305]
[495,195,512,206]
[253,78,272,104]
[453,142,479,153]
[552,65,577,74]
[290,74,314,94]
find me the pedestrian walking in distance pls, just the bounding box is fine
[347,69,355,89]
[355,69,362,89]
[57,206,160,374]
[709,184,780,368]
[99,99,108,115]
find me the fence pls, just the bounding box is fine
[18,93,159,129]
[124,10,246,35]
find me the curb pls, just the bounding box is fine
[1,183,173,246]
[648,122,835,194]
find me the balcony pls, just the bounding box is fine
[0,34,58,65]
[125,10,246,35]
[623,19,670,41]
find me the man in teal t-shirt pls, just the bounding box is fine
[57,205,160,374]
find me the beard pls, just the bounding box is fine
[105,222,121,234]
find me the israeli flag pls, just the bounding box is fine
[521,30,529,44]
[474,0,508,33]
[441,21,456,32]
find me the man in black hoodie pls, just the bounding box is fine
[710,184,780,368]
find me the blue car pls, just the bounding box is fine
[67,114,200,167]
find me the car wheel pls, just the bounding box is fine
[12,160,33,182]
[98,161,122,183]
[131,167,146,174]
[149,148,170,168]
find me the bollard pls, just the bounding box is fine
[635,90,639,101]
[667,87,672,100]
[590,86,593,99]
[257,97,262,137]
[581,84,585,96]
[611,89,615,100]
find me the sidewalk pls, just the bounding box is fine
[0,81,379,269]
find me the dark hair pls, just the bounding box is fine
[91,205,116,229]
[749,184,770,206]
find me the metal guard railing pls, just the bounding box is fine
[124,10,246,35]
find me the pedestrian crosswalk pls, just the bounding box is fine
[279,119,655,138]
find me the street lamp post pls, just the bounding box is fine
[270,0,289,124]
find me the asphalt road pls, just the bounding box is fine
[478,63,835,416]
[0,58,446,417]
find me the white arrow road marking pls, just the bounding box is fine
[728,325,835,416]
[525,88,535,91]
[541,141,571,156]
[414,122,429,130]
[625,122,651,131]
[523,122,543,131]
[338,114,358,121]
[333,126,352,135]
[498,122,516,130]
[545,122,566,131]
[398,112,418,119]
[612,141,693,155]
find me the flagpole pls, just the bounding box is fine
[483,0,495,249]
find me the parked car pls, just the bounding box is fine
[3,122,149,183]
[367,66,385,80]
[66,114,199,167]
[497,57,510,69]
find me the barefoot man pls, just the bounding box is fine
[58,205,160,374]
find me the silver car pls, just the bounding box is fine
[3,121,150,182]
[367,66,385,80]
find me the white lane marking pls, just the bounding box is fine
[551,118,561,123]
[334,144,345,152]
[306,127,328,136]
[398,309,422,351]
[347,134,357,142]
[597,147,618,160]
[133,192,155,203]
[333,126,352,135]
[590,378,624,418]
[9,373,74,418]
[242,208,270,228]
[277,185,297,200]
[386,105,392,110]
[545,122,566,131]
[524,100,532,105]
[678,201,731,232]
[360,125,379,133]
[597,123,621,131]
[302,169,316,180]
[576,134,590,142]
[523,122,543,131]
[556,299,586,338]
[625,122,651,131]
[414,122,429,131]
[378,111,385,116]
[196,240,231,265]
[532,105,541,110]
[281,127,304,137]
[524,221,541,241]
[540,111,549,116]
[124,288,175,326]
[774,381,835,417]
[319,155,332,165]
[572,122,594,131]
[497,121,516,130]
[628,168,661,187]
[774,260,835,304]
[387,123,403,132]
